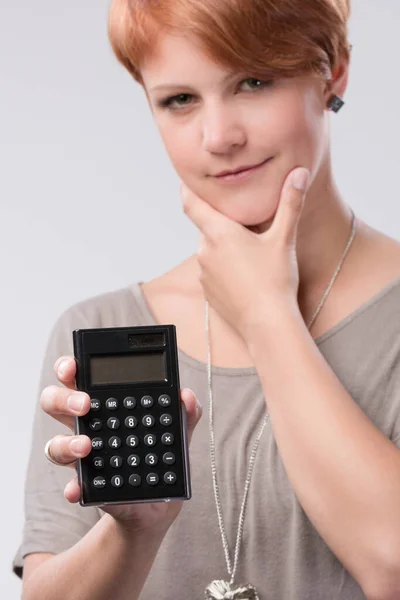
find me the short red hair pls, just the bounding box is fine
[108,0,351,87]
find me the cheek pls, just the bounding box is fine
[157,122,197,180]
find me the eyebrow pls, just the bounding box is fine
[149,70,238,93]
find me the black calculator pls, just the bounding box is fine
[72,325,192,507]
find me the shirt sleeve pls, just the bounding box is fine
[12,305,102,579]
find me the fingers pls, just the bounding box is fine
[64,474,81,503]
[269,167,310,245]
[180,388,202,446]
[48,433,92,469]
[53,356,78,390]
[181,183,235,241]
[40,384,90,430]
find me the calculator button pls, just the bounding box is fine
[158,394,171,407]
[161,433,174,446]
[90,399,101,411]
[142,415,155,428]
[129,474,141,487]
[110,455,123,468]
[124,416,138,429]
[146,473,159,485]
[108,436,121,449]
[162,452,176,465]
[145,453,158,466]
[144,434,157,447]
[141,395,154,408]
[92,437,104,450]
[93,457,104,469]
[92,475,106,488]
[127,454,140,467]
[89,418,102,431]
[107,417,120,430]
[106,398,119,410]
[111,475,124,488]
[126,435,139,448]
[160,413,173,427]
[123,396,136,409]
[164,472,177,485]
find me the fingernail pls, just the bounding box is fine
[291,168,310,191]
[58,359,69,377]
[68,393,85,414]
[70,438,83,455]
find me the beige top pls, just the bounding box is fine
[12,278,400,598]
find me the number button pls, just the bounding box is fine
[142,414,155,428]
[127,454,140,467]
[158,394,171,407]
[92,475,106,488]
[106,398,119,410]
[163,452,175,465]
[92,437,104,450]
[129,474,141,487]
[89,418,102,431]
[144,434,156,447]
[126,435,139,448]
[90,398,101,411]
[160,413,172,426]
[141,395,154,408]
[145,453,158,466]
[110,455,123,468]
[161,433,174,446]
[108,436,121,449]
[107,417,120,430]
[164,472,177,485]
[146,473,159,485]
[123,396,136,409]
[111,475,124,488]
[125,416,138,429]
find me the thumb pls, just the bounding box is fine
[180,388,202,446]
[268,167,310,246]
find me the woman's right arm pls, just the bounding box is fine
[22,511,171,600]
[22,354,202,600]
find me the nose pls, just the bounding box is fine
[201,102,246,154]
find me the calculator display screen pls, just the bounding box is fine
[89,351,167,385]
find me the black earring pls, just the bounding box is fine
[328,95,345,113]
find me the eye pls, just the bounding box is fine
[158,93,193,110]
[156,77,274,111]
[241,77,273,91]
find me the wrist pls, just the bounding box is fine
[243,298,303,348]
[102,511,172,545]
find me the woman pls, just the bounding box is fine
[13,0,400,598]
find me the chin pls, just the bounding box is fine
[238,210,277,234]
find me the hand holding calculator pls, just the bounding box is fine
[41,325,200,531]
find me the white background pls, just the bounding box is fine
[1,0,399,595]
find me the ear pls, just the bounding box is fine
[324,55,350,106]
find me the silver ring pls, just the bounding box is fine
[44,439,64,466]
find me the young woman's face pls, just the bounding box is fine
[141,32,332,228]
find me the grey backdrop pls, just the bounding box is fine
[1,0,399,595]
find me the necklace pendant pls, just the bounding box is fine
[205,579,259,599]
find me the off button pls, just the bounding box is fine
[92,475,106,489]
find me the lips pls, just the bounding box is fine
[213,158,270,177]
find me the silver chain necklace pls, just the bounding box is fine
[204,209,357,600]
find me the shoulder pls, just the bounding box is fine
[49,283,146,344]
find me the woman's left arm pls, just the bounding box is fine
[246,306,400,600]
[181,167,400,599]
